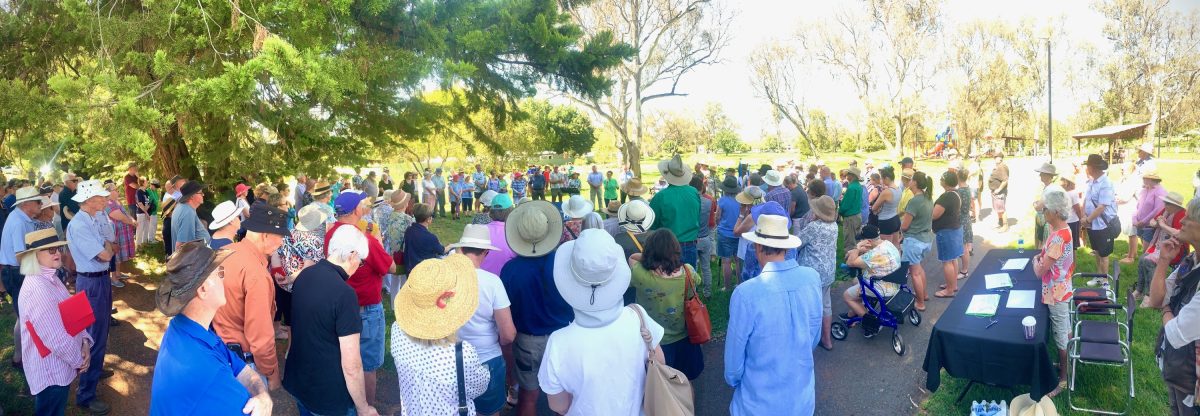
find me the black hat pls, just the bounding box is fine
[179,181,206,200]
[719,176,741,195]
[899,157,914,165]
[243,204,291,236]
[856,224,880,241]
[1084,154,1109,171]
[38,185,53,195]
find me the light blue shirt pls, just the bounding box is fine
[725,259,822,416]
[0,208,34,266]
[171,203,211,246]
[824,177,841,201]
[860,185,870,219]
[1085,174,1117,231]
[587,172,603,187]
[66,210,110,273]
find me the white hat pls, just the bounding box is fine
[13,186,40,205]
[1137,142,1154,154]
[762,170,784,187]
[37,196,59,210]
[617,200,655,233]
[447,224,500,251]
[479,190,499,207]
[562,195,593,219]
[71,179,110,202]
[295,203,329,232]
[656,154,693,186]
[743,214,802,249]
[1009,393,1059,416]
[209,201,240,230]
[553,229,631,323]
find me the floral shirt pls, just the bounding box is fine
[380,210,415,255]
[277,230,325,291]
[796,220,839,287]
[859,240,901,297]
[1040,227,1075,304]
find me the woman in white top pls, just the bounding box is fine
[539,230,665,416]
[448,225,516,416]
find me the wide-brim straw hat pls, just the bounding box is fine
[657,154,693,186]
[562,195,593,219]
[37,196,59,210]
[13,186,40,205]
[1009,393,1060,416]
[447,224,500,251]
[735,186,764,205]
[743,214,802,249]
[1142,167,1162,181]
[623,178,647,196]
[505,200,563,258]
[553,229,631,314]
[617,200,655,233]
[295,203,329,232]
[15,228,70,259]
[393,254,479,340]
[605,201,621,216]
[1162,191,1185,208]
[811,195,837,222]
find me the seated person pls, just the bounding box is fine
[839,224,902,326]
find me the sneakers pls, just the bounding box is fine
[111,280,125,288]
[838,312,853,321]
[78,399,111,415]
[1086,277,1107,287]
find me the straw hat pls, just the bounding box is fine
[209,201,240,230]
[1009,394,1060,416]
[393,254,479,340]
[505,200,563,258]
[623,178,647,196]
[1162,191,1185,208]
[295,203,329,232]
[1034,162,1058,176]
[562,195,593,219]
[15,228,69,259]
[735,186,764,205]
[605,201,621,216]
[447,224,499,251]
[13,186,40,205]
[617,200,656,233]
[657,154,693,186]
[311,180,332,197]
[37,196,59,211]
[553,229,631,319]
[811,196,837,222]
[743,214,802,249]
[763,170,784,187]
[1143,167,1162,181]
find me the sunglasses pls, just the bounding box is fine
[45,247,61,255]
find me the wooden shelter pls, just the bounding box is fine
[1072,122,1151,162]
[1001,136,1032,155]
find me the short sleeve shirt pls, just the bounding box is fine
[932,191,962,232]
[283,260,362,414]
[903,194,934,243]
[66,212,109,273]
[150,315,251,416]
[457,269,512,362]
[859,241,901,296]
[1040,228,1075,304]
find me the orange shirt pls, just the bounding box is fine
[212,240,278,377]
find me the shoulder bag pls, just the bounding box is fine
[629,304,695,416]
[682,267,711,344]
[455,341,469,416]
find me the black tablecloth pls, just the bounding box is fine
[922,249,1059,400]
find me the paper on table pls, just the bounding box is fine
[966,294,1001,317]
[1002,258,1030,271]
[985,273,1013,290]
[1006,290,1036,309]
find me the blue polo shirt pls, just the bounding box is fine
[500,252,574,336]
[0,208,34,266]
[151,314,251,416]
[66,211,110,273]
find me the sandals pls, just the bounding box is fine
[934,289,956,298]
[957,272,968,280]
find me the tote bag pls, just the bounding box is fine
[629,304,695,416]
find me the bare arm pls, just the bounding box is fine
[236,366,273,416]
[900,212,914,232]
[732,214,754,235]
[1149,240,1183,309]
[494,307,517,346]
[547,391,573,415]
[338,334,378,415]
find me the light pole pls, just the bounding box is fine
[1046,37,1053,162]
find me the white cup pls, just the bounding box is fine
[1022,316,1037,340]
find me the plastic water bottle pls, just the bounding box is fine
[1018,238,1025,254]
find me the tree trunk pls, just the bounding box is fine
[1145,95,1160,141]
[151,120,201,181]
[893,117,904,158]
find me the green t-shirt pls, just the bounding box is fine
[604,178,619,200]
[630,263,700,345]
[904,193,934,243]
[649,184,700,242]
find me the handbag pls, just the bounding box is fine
[682,268,711,344]
[455,341,468,416]
[629,305,695,416]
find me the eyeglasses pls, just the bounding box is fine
[45,247,61,255]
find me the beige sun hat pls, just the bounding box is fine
[393,254,479,340]
[763,170,784,187]
[657,154,693,186]
[617,200,655,233]
[295,203,329,233]
[1142,167,1162,181]
[1162,191,1185,208]
[447,224,499,251]
[811,196,837,222]
[735,186,764,205]
[1009,393,1060,416]
[623,178,648,196]
[742,214,802,249]
[505,200,563,258]
[13,186,40,205]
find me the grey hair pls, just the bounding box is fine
[1189,198,1200,223]
[581,212,605,230]
[327,225,367,263]
[1042,188,1071,220]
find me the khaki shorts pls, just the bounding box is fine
[1048,301,1071,350]
[513,333,550,390]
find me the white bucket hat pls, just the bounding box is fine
[447,224,500,251]
[479,190,499,208]
[617,200,655,233]
[762,170,784,187]
[209,201,240,230]
[657,154,693,186]
[562,195,593,219]
[1137,142,1154,155]
[553,229,631,324]
[505,200,563,258]
[742,214,802,249]
[71,179,111,202]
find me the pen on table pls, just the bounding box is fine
[985,319,999,329]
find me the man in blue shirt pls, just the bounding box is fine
[402,203,444,269]
[726,214,822,416]
[171,181,211,250]
[587,165,604,210]
[1,186,41,371]
[1083,154,1120,280]
[432,167,447,218]
[472,164,489,211]
[821,166,841,202]
[66,180,118,414]
[151,241,273,416]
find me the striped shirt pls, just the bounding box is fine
[20,267,92,395]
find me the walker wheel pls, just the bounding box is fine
[831,321,848,341]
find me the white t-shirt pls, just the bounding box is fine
[456,269,511,362]
[538,306,665,416]
[1066,190,1082,223]
[235,198,251,221]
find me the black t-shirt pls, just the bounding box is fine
[932,190,962,232]
[790,186,810,219]
[284,260,362,414]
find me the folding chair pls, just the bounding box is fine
[1072,259,1120,319]
[1067,289,1135,415]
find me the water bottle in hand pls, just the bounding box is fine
[1018,237,1025,254]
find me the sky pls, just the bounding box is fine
[635,0,1200,143]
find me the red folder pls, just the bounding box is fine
[58,291,95,336]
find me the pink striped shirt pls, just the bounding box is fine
[19,267,92,395]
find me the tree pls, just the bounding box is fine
[525,100,598,157]
[749,40,819,156]
[566,0,732,177]
[0,0,631,185]
[710,129,747,155]
[759,135,786,153]
[698,102,737,152]
[646,110,702,157]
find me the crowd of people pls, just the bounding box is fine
[1,143,1199,415]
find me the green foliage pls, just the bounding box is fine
[759,135,786,153]
[711,130,748,155]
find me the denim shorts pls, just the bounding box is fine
[716,235,739,258]
[901,237,932,265]
[935,227,964,262]
[359,303,385,371]
[475,357,507,415]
